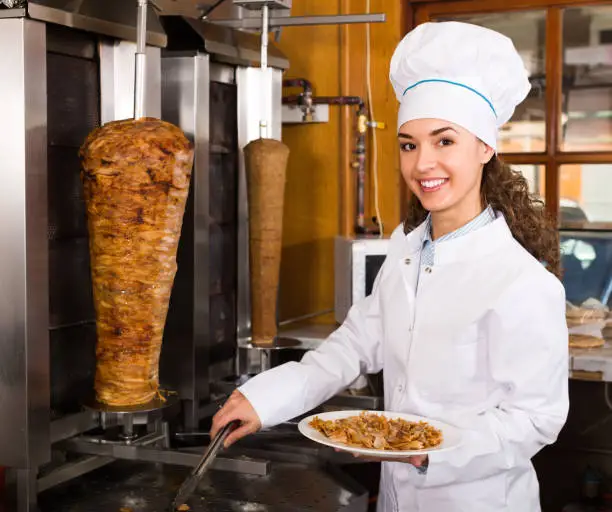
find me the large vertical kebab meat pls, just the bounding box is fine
[244,138,289,346]
[80,118,193,406]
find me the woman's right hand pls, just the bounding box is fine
[210,390,262,448]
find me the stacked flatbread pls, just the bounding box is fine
[604,313,612,342]
[566,305,607,327]
[567,300,607,349]
[569,334,605,349]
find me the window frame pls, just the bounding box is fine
[401,0,612,229]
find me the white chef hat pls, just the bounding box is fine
[389,21,531,151]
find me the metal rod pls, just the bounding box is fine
[60,438,271,476]
[50,411,99,444]
[199,0,227,20]
[259,4,269,138]
[134,0,147,119]
[37,455,114,493]
[261,5,268,70]
[212,13,386,29]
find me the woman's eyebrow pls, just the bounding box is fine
[398,126,458,139]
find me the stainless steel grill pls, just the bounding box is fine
[0,5,368,512]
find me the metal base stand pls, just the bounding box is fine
[6,469,39,512]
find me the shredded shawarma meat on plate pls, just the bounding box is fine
[309,412,443,451]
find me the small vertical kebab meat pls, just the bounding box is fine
[80,118,194,407]
[244,138,290,346]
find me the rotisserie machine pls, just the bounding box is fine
[0,1,385,510]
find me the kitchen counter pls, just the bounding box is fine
[283,323,612,383]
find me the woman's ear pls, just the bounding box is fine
[481,142,495,165]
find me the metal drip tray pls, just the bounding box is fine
[38,459,368,511]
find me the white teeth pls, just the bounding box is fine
[420,179,447,189]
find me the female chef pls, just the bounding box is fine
[212,21,569,512]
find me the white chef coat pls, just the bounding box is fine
[239,212,569,512]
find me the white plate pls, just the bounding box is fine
[298,410,464,458]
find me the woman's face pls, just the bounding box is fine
[398,119,494,217]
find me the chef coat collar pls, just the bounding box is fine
[402,211,512,265]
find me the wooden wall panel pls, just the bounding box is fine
[276,0,342,325]
[276,1,403,325]
[340,0,403,237]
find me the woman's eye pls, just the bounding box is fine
[400,142,416,152]
[439,138,454,147]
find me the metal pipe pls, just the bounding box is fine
[283,94,370,232]
[278,308,334,326]
[134,0,147,119]
[60,438,271,476]
[282,78,313,95]
[212,13,386,29]
[259,4,269,138]
[199,0,227,20]
[260,5,268,71]
[282,95,363,107]
[37,455,114,493]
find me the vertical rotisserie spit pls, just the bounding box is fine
[80,117,193,406]
[244,138,289,346]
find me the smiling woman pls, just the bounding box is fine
[399,119,560,277]
[398,122,492,236]
[213,20,569,512]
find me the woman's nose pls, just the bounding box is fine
[415,146,436,173]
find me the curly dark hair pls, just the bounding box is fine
[403,155,560,278]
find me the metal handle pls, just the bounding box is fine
[170,420,240,509]
[134,0,147,119]
[192,420,239,477]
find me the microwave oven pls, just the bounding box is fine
[334,235,390,324]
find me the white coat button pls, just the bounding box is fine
[404,258,411,265]
[424,266,432,273]
[398,384,404,392]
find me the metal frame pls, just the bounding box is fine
[0,17,49,512]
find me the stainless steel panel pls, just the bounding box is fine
[5,469,38,512]
[99,40,161,123]
[161,54,211,429]
[0,17,50,469]
[210,62,235,84]
[46,24,96,58]
[0,8,26,17]
[160,16,290,70]
[26,0,167,47]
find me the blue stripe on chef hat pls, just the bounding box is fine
[402,79,497,118]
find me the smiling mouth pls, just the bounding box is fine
[418,178,449,192]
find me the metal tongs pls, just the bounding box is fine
[170,420,240,510]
